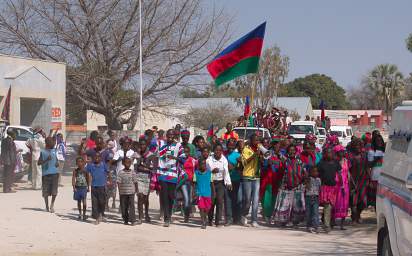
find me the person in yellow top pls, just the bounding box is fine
[240,134,261,227]
[221,123,239,141]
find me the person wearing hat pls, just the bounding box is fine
[26,127,46,190]
[333,144,350,230]
[260,136,283,223]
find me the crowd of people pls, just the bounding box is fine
[1,120,384,233]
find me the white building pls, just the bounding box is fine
[0,54,66,133]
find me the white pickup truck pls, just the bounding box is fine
[0,125,34,182]
[376,101,412,256]
[288,121,318,144]
[0,125,34,154]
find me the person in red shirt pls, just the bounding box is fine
[221,123,239,141]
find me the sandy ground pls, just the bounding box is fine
[0,176,377,256]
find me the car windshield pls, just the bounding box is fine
[8,127,33,141]
[318,129,326,135]
[346,129,352,136]
[234,129,269,140]
[288,125,314,134]
[330,131,343,137]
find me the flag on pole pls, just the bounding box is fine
[207,124,214,143]
[1,86,11,121]
[207,22,266,87]
[319,100,326,128]
[244,96,251,118]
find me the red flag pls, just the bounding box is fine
[1,86,11,121]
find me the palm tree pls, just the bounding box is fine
[367,64,405,121]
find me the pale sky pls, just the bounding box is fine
[214,0,412,88]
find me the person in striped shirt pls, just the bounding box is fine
[157,129,181,227]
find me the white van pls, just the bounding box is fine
[330,125,353,147]
[288,121,317,144]
[376,101,412,256]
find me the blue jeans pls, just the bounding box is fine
[241,179,260,222]
[224,181,242,223]
[305,195,319,228]
[180,181,192,218]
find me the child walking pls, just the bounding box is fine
[38,137,60,213]
[87,152,111,225]
[194,159,214,229]
[305,166,321,233]
[117,158,138,225]
[72,157,90,220]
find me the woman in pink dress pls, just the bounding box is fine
[333,145,350,230]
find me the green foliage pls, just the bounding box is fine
[407,33,412,53]
[282,74,349,109]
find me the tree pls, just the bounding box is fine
[282,74,349,110]
[407,33,412,53]
[233,46,289,110]
[366,64,405,118]
[0,0,231,129]
[346,84,380,109]
[180,103,237,130]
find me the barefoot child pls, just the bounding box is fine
[194,159,214,229]
[38,137,60,213]
[305,166,321,233]
[87,152,111,225]
[72,157,90,220]
[117,158,138,225]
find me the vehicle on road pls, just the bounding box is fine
[376,100,412,256]
[233,127,271,141]
[330,125,353,147]
[288,121,318,144]
[0,125,34,154]
[0,125,34,183]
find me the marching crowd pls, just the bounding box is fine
[1,119,384,233]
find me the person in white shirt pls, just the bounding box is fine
[206,144,232,227]
[112,138,135,174]
[26,127,46,189]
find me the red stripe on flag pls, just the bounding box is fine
[207,38,263,79]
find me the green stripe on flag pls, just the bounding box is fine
[214,56,260,86]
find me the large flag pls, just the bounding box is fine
[1,86,11,121]
[319,100,326,128]
[207,22,266,87]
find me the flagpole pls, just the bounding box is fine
[138,0,143,136]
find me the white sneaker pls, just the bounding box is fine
[251,221,259,228]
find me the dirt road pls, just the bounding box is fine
[0,177,377,256]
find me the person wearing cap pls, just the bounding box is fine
[221,123,239,142]
[26,127,46,190]
[333,144,350,230]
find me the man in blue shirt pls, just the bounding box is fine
[38,137,59,213]
[86,152,111,225]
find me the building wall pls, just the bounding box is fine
[0,54,66,133]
